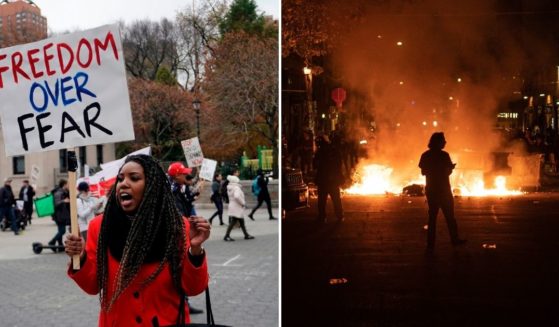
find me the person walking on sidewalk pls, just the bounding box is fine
[0,178,18,235]
[49,179,70,250]
[76,182,103,242]
[18,179,35,225]
[248,169,277,221]
[209,173,225,225]
[64,154,210,326]
[224,174,254,241]
[419,132,467,252]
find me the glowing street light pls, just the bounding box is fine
[303,67,312,75]
[457,77,462,82]
[396,41,403,46]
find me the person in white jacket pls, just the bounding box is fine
[76,182,102,241]
[223,174,254,241]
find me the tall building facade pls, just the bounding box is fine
[0,0,47,48]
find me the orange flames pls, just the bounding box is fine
[345,164,522,196]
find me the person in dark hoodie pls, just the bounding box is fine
[19,179,35,224]
[419,132,467,252]
[49,179,70,250]
[0,178,18,235]
[314,134,344,223]
[209,173,225,225]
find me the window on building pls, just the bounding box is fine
[59,149,68,173]
[13,156,25,175]
[80,147,88,175]
[96,144,104,166]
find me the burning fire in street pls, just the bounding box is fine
[345,164,523,196]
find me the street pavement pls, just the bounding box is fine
[0,206,279,327]
[283,193,559,327]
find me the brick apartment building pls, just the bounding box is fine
[0,0,47,48]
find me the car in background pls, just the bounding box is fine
[282,167,309,212]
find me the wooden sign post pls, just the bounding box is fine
[67,149,80,269]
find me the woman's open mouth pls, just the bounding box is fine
[119,192,134,208]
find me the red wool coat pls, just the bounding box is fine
[68,215,209,326]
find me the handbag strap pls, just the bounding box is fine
[178,287,215,326]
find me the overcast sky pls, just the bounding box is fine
[32,0,278,33]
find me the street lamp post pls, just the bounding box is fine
[192,99,201,139]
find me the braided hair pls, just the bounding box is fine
[96,154,185,312]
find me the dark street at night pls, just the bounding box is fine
[283,193,559,326]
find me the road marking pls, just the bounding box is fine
[213,254,242,267]
[491,205,500,224]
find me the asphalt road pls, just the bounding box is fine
[0,207,279,327]
[283,193,559,327]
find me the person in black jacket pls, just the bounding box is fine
[0,178,18,235]
[49,179,70,250]
[19,179,35,224]
[248,169,277,220]
[419,132,466,251]
[166,162,203,314]
[314,135,344,223]
[168,162,193,216]
[209,173,225,225]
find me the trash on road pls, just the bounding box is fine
[329,278,348,285]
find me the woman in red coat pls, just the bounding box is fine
[64,154,210,326]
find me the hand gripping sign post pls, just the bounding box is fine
[0,25,135,269]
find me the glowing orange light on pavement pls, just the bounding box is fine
[345,164,523,197]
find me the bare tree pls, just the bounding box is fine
[175,0,228,92]
[122,18,180,80]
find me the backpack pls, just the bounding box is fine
[252,177,261,196]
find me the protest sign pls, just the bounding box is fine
[181,137,204,167]
[199,158,217,181]
[0,24,135,156]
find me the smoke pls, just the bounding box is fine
[326,0,558,179]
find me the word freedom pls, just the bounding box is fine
[0,31,119,89]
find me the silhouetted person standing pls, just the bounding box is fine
[314,134,344,223]
[419,132,466,251]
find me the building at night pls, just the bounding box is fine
[0,0,47,48]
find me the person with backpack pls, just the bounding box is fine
[248,169,277,221]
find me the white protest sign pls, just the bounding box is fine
[0,24,135,156]
[181,137,204,167]
[30,164,40,185]
[199,159,217,181]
